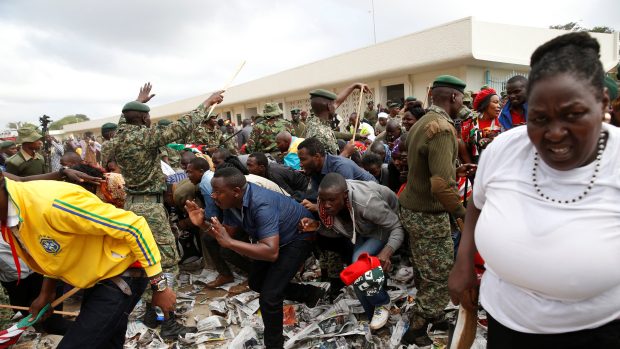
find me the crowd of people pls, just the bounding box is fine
[1,31,620,349]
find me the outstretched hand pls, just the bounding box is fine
[210,217,233,248]
[184,200,206,228]
[63,168,104,185]
[136,82,156,103]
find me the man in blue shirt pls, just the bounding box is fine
[186,158,250,288]
[185,167,325,349]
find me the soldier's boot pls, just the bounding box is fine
[160,312,197,340]
[143,303,159,329]
[401,315,432,347]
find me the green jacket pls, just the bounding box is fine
[5,149,46,176]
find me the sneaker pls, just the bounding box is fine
[159,313,197,340]
[391,267,414,283]
[369,305,390,330]
[304,286,327,308]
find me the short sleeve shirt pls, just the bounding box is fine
[222,183,313,245]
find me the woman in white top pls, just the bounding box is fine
[448,32,620,348]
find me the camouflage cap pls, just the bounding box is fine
[432,75,466,93]
[309,88,337,101]
[290,108,301,115]
[122,101,150,113]
[261,103,283,117]
[101,122,117,133]
[0,140,15,149]
[17,125,43,143]
[157,119,172,126]
[463,91,474,103]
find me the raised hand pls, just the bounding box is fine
[184,200,206,228]
[136,82,156,103]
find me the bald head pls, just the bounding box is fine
[276,131,293,153]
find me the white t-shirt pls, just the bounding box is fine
[473,123,620,334]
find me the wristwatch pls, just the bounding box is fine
[150,275,167,292]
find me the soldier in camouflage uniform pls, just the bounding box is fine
[203,114,237,156]
[246,103,295,158]
[305,83,369,155]
[111,85,224,338]
[290,108,306,137]
[156,119,183,171]
[99,122,117,171]
[398,75,467,347]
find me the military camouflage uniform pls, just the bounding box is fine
[304,115,339,154]
[399,207,453,328]
[159,146,182,170]
[112,104,213,299]
[100,139,116,168]
[246,117,296,156]
[204,125,237,155]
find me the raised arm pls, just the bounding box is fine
[334,83,371,109]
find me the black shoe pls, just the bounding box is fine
[304,286,327,308]
[160,313,197,340]
[143,304,159,329]
[429,315,450,332]
[401,323,432,347]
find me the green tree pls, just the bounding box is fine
[550,22,614,34]
[550,22,582,31]
[49,114,90,130]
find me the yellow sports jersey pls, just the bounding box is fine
[2,179,161,288]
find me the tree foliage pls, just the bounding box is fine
[550,22,614,34]
[6,121,39,130]
[49,114,90,130]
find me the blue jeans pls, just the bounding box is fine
[57,274,148,349]
[352,236,390,319]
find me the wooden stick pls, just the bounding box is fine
[0,304,79,317]
[351,89,366,142]
[423,84,432,108]
[51,287,81,308]
[206,60,247,118]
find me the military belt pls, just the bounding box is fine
[127,193,162,204]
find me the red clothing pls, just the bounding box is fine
[510,109,526,126]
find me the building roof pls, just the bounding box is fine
[63,17,619,134]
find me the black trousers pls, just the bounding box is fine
[248,239,319,349]
[57,275,148,349]
[1,273,71,335]
[488,314,620,349]
[202,230,251,275]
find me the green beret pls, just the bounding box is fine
[405,96,416,102]
[122,101,150,113]
[309,88,337,101]
[290,108,301,115]
[604,75,618,101]
[261,103,283,118]
[101,122,117,133]
[157,119,172,126]
[0,140,15,149]
[17,125,42,144]
[432,75,466,93]
[388,102,401,108]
